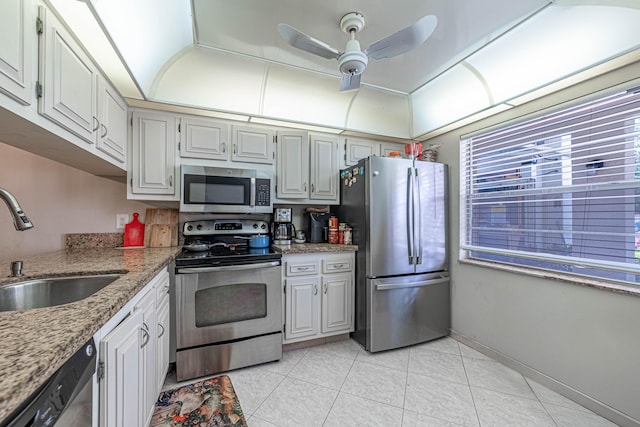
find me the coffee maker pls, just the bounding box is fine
[308,212,329,243]
[272,207,296,244]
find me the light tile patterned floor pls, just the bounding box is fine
[164,337,619,426]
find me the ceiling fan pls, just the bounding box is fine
[277,12,438,92]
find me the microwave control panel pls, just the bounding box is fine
[255,178,271,206]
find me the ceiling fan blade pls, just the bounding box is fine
[365,15,437,60]
[277,23,341,60]
[340,73,361,92]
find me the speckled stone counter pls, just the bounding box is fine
[272,243,358,254]
[0,246,181,422]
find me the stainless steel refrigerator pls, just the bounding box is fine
[336,156,450,352]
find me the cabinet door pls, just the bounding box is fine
[180,116,230,160]
[39,6,98,144]
[0,0,33,105]
[130,110,177,197]
[232,124,274,164]
[276,130,308,199]
[97,77,127,163]
[135,290,157,427]
[344,138,380,167]
[155,272,170,392]
[100,309,144,427]
[310,134,338,201]
[321,273,352,334]
[285,276,319,341]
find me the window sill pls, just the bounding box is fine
[458,258,640,298]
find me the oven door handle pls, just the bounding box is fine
[177,261,280,274]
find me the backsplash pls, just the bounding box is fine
[65,233,124,249]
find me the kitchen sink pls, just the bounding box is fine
[0,274,123,312]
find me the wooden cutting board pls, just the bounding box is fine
[144,208,179,247]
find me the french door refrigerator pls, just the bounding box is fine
[336,156,449,352]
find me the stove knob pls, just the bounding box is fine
[253,223,258,229]
[261,223,267,230]
[197,224,203,230]
[186,225,193,231]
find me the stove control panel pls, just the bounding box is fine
[184,219,270,236]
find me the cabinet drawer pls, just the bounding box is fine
[322,257,353,274]
[286,260,319,276]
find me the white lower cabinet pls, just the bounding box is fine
[283,252,354,343]
[99,268,170,427]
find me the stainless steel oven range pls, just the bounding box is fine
[174,219,282,381]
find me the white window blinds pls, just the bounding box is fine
[461,88,640,285]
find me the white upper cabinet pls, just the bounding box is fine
[343,137,380,167]
[276,130,309,199]
[97,77,127,163]
[276,131,339,204]
[38,6,98,144]
[232,124,275,164]
[310,133,338,201]
[129,110,178,199]
[0,0,33,105]
[179,116,230,161]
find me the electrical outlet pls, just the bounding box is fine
[116,214,129,230]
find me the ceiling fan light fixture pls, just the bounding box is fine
[339,39,368,76]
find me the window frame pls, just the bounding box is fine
[459,86,640,288]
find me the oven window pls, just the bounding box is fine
[194,283,267,326]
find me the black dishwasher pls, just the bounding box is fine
[1,338,96,427]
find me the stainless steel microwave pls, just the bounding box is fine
[180,165,272,213]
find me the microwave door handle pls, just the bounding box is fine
[250,177,256,207]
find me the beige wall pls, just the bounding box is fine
[429,60,640,426]
[0,143,152,261]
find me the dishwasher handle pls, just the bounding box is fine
[375,276,449,291]
[177,261,280,274]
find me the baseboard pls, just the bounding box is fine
[450,330,639,427]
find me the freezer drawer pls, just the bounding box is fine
[367,272,450,352]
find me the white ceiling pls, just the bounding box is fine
[192,0,550,94]
[52,0,640,138]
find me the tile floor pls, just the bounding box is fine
[164,337,619,426]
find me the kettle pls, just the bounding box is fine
[272,222,296,244]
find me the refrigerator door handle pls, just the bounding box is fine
[406,167,415,264]
[414,167,423,264]
[375,277,450,291]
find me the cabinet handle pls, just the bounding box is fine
[311,183,315,193]
[304,182,307,192]
[323,283,327,294]
[221,142,226,153]
[163,285,170,294]
[314,284,318,295]
[295,266,310,271]
[169,176,173,187]
[332,263,345,269]
[101,124,108,138]
[92,116,99,132]
[233,144,237,154]
[141,322,150,348]
[158,323,165,338]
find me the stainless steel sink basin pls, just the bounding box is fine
[0,274,122,312]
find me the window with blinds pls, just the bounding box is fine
[460,88,640,285]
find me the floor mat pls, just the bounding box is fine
[150,375,247,426]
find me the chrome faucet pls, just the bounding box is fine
[0,187,34,231]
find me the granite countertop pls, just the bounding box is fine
[0,246,181,423]
[272,242,358,254]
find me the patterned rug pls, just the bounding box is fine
[150,375,247,426]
